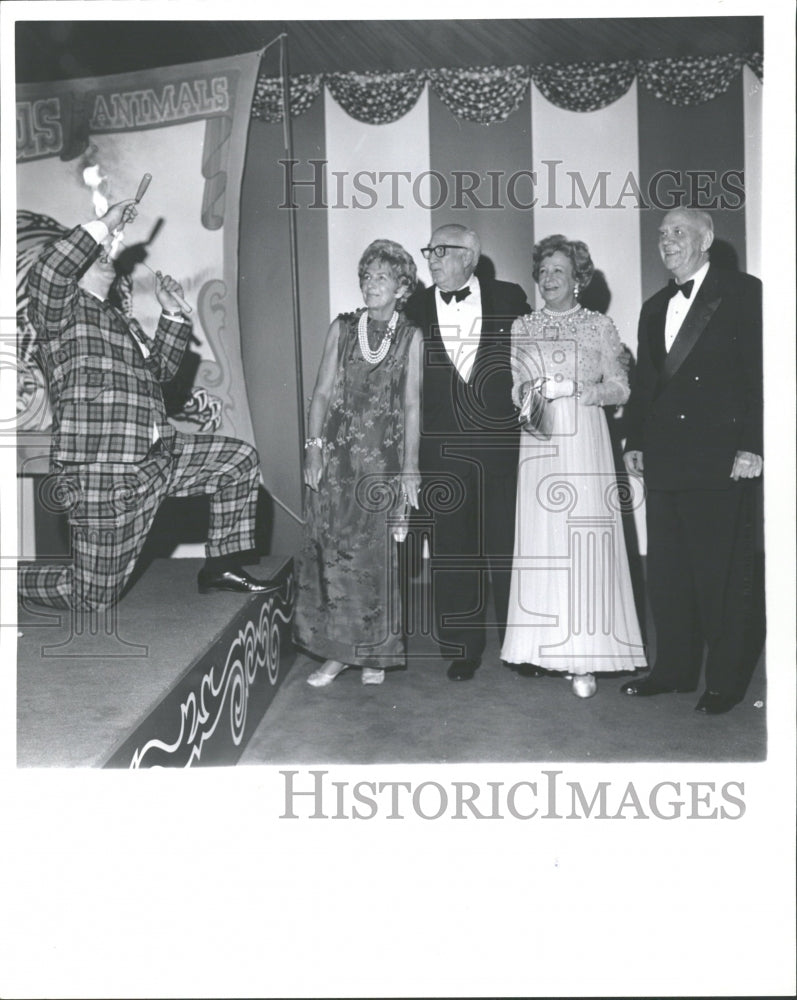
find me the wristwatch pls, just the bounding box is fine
[305,437,325,449]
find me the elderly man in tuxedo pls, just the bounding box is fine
[406,224,530,680]
[622,208,762,714]
[19,198,269,611]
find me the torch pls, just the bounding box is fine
[108,172,150,254]
[135,173,152,203]
[113,173,193,315]
[138,261,192,315]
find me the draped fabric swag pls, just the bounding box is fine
[251,51,763,124]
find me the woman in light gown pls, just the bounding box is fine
[501,235,647,698]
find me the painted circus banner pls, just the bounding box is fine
[15,50,261,446]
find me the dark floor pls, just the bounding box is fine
[240,586,767,765]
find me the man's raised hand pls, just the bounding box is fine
[100,199,138,234]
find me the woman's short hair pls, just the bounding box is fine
[532,234,595,289]
[358,239,418,306]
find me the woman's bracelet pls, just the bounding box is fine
[305,436,325,450]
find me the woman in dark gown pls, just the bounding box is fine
[293,240,422,686]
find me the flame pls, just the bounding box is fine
[81,157,124,257]
[108,229,125,259]
[82,164,102,186]
[82,163,109,217]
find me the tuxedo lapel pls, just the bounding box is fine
[426,286,440,339]
[478,277,493,328]
[649,298,667,373]
[661,267,722,384]
[423,286,455,383]
[471,277,493,375]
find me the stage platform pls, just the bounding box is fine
[16,557,295,768]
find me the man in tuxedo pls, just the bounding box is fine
[621,208,762,714]
[19,198,269,611]
[406,224,530,680]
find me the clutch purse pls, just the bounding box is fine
[392,494,411,542]
[519,380,554,439]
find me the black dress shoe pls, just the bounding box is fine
[514,663,546,678]
[620,676,695,696]
[197,566,270,594]
[695,691,738,715]
[447,658,480,681]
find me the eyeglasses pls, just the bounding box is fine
[421,244,469,260]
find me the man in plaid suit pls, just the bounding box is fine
[19,198,269,610]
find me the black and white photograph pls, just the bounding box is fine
[1,2,794,997]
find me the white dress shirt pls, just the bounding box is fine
[436,274,482,382]
[664,260,710,352]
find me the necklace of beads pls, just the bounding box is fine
[358,309,399,364]
[542,303,581,318]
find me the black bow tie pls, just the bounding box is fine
[668,278,695,299]
[440,287,471,305]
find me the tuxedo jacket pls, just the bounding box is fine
[624,264,762,491]
[405,277,531,475]
[27,226,190,466]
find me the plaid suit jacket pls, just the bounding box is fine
[27,226,190,465]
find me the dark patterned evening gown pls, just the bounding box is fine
[293,310,416,668]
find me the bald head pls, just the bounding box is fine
[426,224,481,292]
[658,209,714,283]
[433,224,481,261]
[663,208,713,237]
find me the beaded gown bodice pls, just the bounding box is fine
[510,306,630,408]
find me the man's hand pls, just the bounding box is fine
[154,271,186,313]
[624,450,644,476]
[100,199,137,234]
[730,450,763,480]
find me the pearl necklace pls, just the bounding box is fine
[542,303,581,318]
[358,309,399,364]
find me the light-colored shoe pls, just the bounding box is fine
[307,660,348,687]
[572,673,597,698]
[361,667,385,685]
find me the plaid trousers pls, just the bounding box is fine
[19,433,259,610]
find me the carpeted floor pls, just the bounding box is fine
[240,584,767,765]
